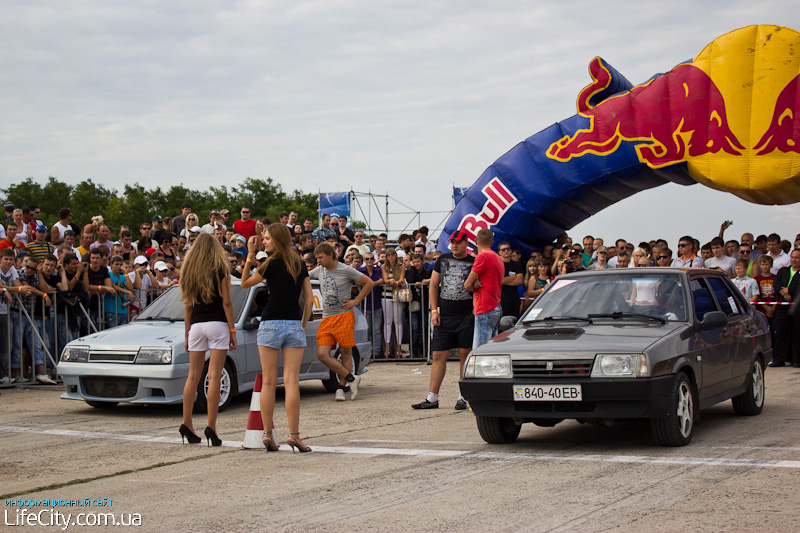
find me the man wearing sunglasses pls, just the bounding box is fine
[671,236,703,268]
[655,249,673,267]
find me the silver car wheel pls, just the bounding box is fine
[676,380,694,438]
[752,361,764,408]
[204,366,231,408]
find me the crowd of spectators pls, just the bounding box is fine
[2,196,799,383]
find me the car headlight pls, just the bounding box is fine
[61,346,89,362]
[591,354,649,377]
[463,355,512,378]
[136,348,173,364]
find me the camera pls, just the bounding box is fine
[564,259,574,264]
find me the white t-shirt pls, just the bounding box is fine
[704,255,736,276]
[0,266,20,314]
[52,221,71,240]
[128,271,152,311]
[770,251,790,275]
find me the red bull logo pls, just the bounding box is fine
[754,73,800,155]
[546,25,800,204]
[454,178,518,246]
[547,58,744,168]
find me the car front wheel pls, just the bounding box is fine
[476,416,522,444]
[732,358,765,416]
[651,372,695,446]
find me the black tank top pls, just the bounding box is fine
[190,270,228,325]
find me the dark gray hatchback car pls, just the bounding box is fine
[460,268,771,446]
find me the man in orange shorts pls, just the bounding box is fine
[310,243,374,400]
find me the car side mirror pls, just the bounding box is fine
[243,317,260,330]
[699,310,727,330]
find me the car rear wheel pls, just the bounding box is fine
[321,349,360,393]
[651,372,694,446]
[476,416,522,444]
[85,400,118,409]
[194,360,234,413]
[732,358,765,416]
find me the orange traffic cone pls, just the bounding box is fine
[242,373,277,449]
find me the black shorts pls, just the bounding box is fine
[431,313,474,352]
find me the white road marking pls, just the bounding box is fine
[3,425,800,469]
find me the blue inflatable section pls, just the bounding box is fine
[437,61,697,254]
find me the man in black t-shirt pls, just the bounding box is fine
[498,241,523,319]
[412,230,474,411]
[405,254,431,357]
[82,249,115,329]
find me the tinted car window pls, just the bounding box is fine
[706,277,737,316]
[690,279,717,322]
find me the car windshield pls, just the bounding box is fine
[135,284,251,323]
[522,272,687,323]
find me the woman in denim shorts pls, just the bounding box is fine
[242,223,313,453]
[179,233,236,447]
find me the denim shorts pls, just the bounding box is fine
[258,320,307,349]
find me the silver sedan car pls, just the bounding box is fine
[58,279,372,411]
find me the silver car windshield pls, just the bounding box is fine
[135,285,251,323]
[522,272,687,322]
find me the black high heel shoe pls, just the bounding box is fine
[286,433,312,453]
[179,424,201,444]
[262,432,279,453]
[204,426,222,447]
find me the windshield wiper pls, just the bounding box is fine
[531,315,594,324]
[587,312,666,324]
[138,316,180,323]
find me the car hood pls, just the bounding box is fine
[66,321,185,351]
[476,321,685,359]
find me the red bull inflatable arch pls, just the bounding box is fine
[438,25,800,253]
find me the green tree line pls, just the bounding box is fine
[1,176,321,236]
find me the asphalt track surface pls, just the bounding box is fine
[2,361,799,532]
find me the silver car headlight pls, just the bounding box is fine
[136,348,173,364]
[61,346,89,362]
[591,354,649,378]
[463,355,512,378]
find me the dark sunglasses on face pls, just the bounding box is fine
[657,255,669,260]
[678,243,689,248]
[499,247,510,252]
[740,250,751,254]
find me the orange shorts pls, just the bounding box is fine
[316,311,355,348]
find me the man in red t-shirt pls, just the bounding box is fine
[465,228,504,348]
[232,205,257,240]
[0,222,26,253]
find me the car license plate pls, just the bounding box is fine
[513,384,582,401]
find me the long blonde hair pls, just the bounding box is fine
[179,232,230,305]
[381,246,403,280]
[258,223,302,281]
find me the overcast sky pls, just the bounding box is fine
[1,1,798,247]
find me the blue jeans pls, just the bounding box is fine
[55,314,74,362]
[10,310,44,369]
[365,307,383,359]
[104,312,129,329]
[473,304,503,349]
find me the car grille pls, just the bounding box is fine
[513,359,593,377]
[82,377,138,398]
[89,350,137,363]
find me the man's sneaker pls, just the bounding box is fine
[350,375,361,400]
[0,376,9,385]
[454,398,468,411]
[36,374,56,385]
[411,399,439,409]
[335,389,346,401]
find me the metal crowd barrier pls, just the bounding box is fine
[358,281,433,363]
[0,287,169,385]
